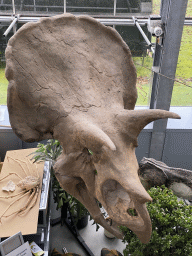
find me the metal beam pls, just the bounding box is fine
[12,0,15,15]
[132,16,154,53]
[149,0,188,160]
[0,15,191,26]
[0,15,147,26]
[3,16,18,36]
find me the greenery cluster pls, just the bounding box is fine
[31,139,89,223]
[31,139,62,164]
[121,185,192,256]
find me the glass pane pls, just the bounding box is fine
[116,24,152,106]
[12,0,116,15]
[0,0,13,14]
[0,0,153,15]
[152,0,161,15]
[116,25,151,57]
[130,0,161,107]
[66,0,114,15]
[133,56,153,106]
[116,0,152,15]
[186,0,192,18]
[0,27,9,105]
[171,0,192,106]
[171,25,192,106]
[14,0,64,14]
[0,57,8,106]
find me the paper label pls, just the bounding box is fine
[6,242,32,256]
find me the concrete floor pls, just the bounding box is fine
[49,193,126,256]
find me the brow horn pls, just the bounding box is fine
[117,109,181,138]
[75,121,116,152]
[54,119,116,153]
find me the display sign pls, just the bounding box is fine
[6,242,32,256]
[0,231,24,256]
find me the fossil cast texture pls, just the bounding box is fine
[5,14,180,243]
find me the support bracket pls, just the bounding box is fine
[3,15,20,37]
[132,16,154,54]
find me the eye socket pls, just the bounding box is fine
[82,148,93,155]
[84,148,101,163]
[127,208,138,217]
[83,148,98,173]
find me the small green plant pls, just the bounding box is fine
[31,139,62,164]
[121,185,192,256]
[31,139,89,224]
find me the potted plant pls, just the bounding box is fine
[31,139,89,229]
[121,185,192,256]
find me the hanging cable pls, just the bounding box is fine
[134,61,192,89]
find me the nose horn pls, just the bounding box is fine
[126,178,152,203]
[132,202,152,244]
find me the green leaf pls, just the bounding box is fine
[88,149,93,155]
[58,198,63,209]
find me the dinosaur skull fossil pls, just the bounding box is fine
[5,14,180,243]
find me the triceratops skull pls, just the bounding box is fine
[5,14,180,243]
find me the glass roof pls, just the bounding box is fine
[0,0,152,16]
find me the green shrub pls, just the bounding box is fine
[121,185,192,256]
